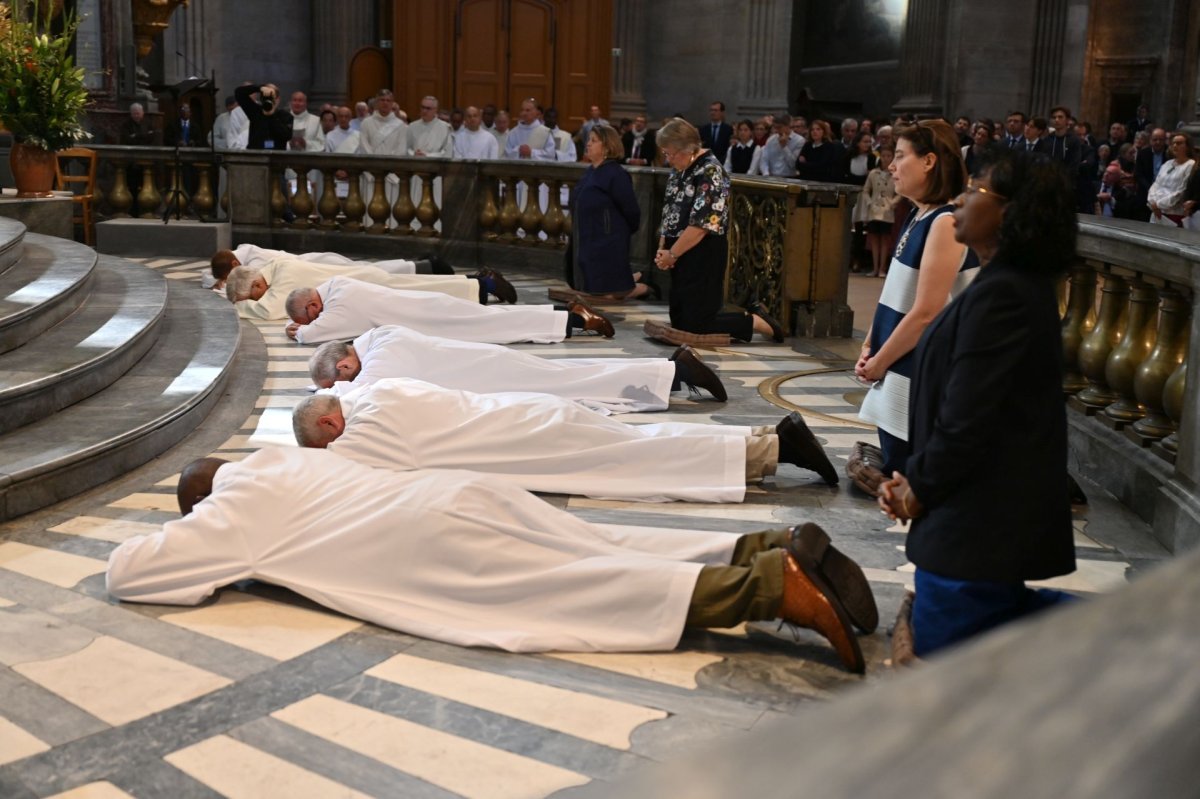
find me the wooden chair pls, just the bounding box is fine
[55,147,97,246]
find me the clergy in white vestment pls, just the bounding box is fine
[357,91,409,155]
[104,447,870,670]
[408,96,453,157]
[310,324,693,413]
[289,92,325,152]
[226,102,249,150]
[543,108,578,162]
[209,97,236,149]
[222,244,420,276]
[325,106,361,153]
[505,99,557,160]
[294,378,840,501]
[285,277,568,345]
[452,106,500,160]
[490,110,511,151]
[226,258,479,321]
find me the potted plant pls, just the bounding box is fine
[0,1,89,197]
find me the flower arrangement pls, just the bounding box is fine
[0,1,89,151]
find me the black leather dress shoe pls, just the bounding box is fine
[749,300,785,343]
[777,411,838,485]
[423,252,455,275]
[672,344,727,401]
[569,301,614,338]
[474,267,518,304]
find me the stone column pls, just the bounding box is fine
[737,0,792,119]
[310,0,377,108]
[892,0,951,117]
[1028,0,1069,117]
[610,0,647,118]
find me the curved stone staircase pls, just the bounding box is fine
[0,217,240,520]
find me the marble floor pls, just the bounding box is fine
[0,263,1170,799]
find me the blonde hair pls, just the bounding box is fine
[656,118,701,155]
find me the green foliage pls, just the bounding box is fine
[0,1,90,151]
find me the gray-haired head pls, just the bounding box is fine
[309,340,352,387]
[292,394,343,448]
[225,266,263,303]
[284,287,319,323]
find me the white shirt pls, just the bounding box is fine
[1147,159,1196,214]
[295,277,566,345]
[452,127,500,160]
[209,111,231,149]
[291,110,325,152]
[724,141,762,175]
[758,133,804,177]
[408,117,453,157]
[357,113,408,155]
[226,106,249,150]
[106,446,735,652]
[505,121,556,160]
[551,127,577,162]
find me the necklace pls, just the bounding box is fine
[894,206,936,258]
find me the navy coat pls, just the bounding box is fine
[570,159,641,294]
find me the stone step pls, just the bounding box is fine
[0,276,241,522]
[0,232,98,355]
[0,257,168,435]
[0,217,24,278]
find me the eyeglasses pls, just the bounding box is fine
[964,182,1006,201]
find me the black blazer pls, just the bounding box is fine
[1135,147,1168,202]
[622,128,657,165]
[699,122,733,163]
[904,258,1075,583]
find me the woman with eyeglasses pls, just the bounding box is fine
[879,149,1078,657]
[653,118,787,344]
[1146,131,1195,226]
[852,120,977,494]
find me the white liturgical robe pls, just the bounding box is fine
[505,121,557,160]
[453,127,500,160]
[291,110,325,152]
[329,378,752,502]
[408,118,453,157]
[357,113,408,155]
[231,243,417,275]
[294,277,567,345]
[332,325,674,413]
[234,259,478,321]
[324,126,359,154]
[106,447,741,652]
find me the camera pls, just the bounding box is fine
[261,94,275,112]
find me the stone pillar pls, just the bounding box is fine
[610,0,647,117]
[737,0,792,119]
[1028,0,1069,116]
[310,0,377,108]
[893,0,951,117]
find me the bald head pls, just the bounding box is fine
[292,394,345,448]
[177,457,229,515]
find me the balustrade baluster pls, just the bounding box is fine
[1130,290,1190,441]
[290,166,314,228]
[341,170,365,232]
[269,166,287,224]
[542,179,564,245]
[219,167,230,217]
[1102,279,1159,425]
[1061,260,1097,394]
[1074,270,1129,410]
[478,177,499,241]
[137,162,161,219]
[109,163,133,217]
[366,170,390,234]
[391,171,416,235]
[415,173,440,236]
[498,177,521,242]
[519,178,544,243]
[192,163,214,219]
[1158,357,1187,457]
[560,180,574,237]
[317,168,339,229]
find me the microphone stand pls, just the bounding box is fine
[160,74,216,224]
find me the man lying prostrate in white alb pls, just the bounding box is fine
[292,377,839,502]
[207,244,453,290]
[225,257,481,321]
[105,447,873,672]
[309,326,728,411]
[283,277,616,344]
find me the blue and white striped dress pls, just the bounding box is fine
[858,205,980,439]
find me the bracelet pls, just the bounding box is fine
[668,250,679,261]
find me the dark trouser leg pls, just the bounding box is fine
[877,428,910,477]
[412,259,432,274]
[666,236,756,342]
[911,567,1078,657]
[729,529,791,566]
[686,549,785,628]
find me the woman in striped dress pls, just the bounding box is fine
[855,120,979,480]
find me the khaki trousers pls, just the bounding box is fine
[744,427,778,483]
[686,529,791,628]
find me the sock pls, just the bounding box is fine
[567,311,585,331]
[479,274,498,295]
[413,259,432,274]
[671,358,691,391]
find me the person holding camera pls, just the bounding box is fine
[234,83,293,151]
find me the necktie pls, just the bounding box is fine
[713,124,719,142]
[1027,140,1034,151]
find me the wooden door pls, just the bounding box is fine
[506,0,555,112]
[348,46,393,107]
[454,0,556,112]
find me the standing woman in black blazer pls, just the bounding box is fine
[879,149,1078,657]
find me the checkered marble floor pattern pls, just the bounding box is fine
[0,260,1167,798]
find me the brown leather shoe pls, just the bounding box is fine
[671,345,727,402]
[776,412,838,485]
[569,300,615,338]
[890,591,920,668]
[780,551,865,674]
[846,440,886,497]
[788,522,878,634]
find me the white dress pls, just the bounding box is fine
[232,243,416,275]
[235,259,478,321]
[333,325,675,413]
[107,447,741,652]
[295,277,568,345]
[329,378,752,502]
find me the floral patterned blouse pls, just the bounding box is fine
[659,150,730,238]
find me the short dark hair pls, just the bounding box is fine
[1049,105,1071,118]
[1028,117,1049,133]
[711,101,726,111]
[210,250,237,280]
[1006,111,1027,122]
[894,119,967,204]
[976,149,1076,275]
[1076,120,1092,134]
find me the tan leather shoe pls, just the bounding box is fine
[780,551,865,674]
[569,300,615,338]
[788,522,878,634]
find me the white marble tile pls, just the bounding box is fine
[861,567,914,588]
[266,360,311,372]
[153,473,180,488]
[255,394,311,408]
[1032,558,1129,594]
[48,516,161,544]
[0,542,106,588]
[273,695,589,799]
[106,493,178,512]
[166,735,370,799]
[164,272,194,281]
[367,653,666,750]
[45,782,137,799]
[160,592,361,660]
[0,605,98,666]
[0,716,50,765]
[14,636,231,726]
[544,650,726,691]
[566,498,787,523]
[264,377,318,391]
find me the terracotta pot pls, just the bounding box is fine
[10,142,58,198]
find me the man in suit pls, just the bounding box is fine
[1134,128,1169,222]
[1022,117,1050,154]
[699,101,733,164]
[622,114,656,166]
[164,104,198,147]
[1126,104,1152,137]
[1003,111,1027,149]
